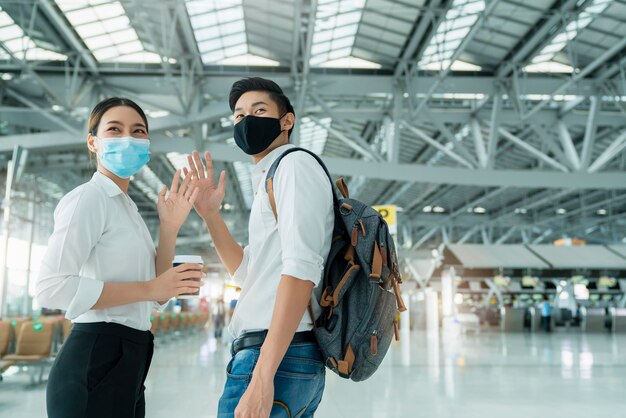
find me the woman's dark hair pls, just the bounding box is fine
[88,97,148,136]
[229,77,295,137]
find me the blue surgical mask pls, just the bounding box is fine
[96,136,150,179]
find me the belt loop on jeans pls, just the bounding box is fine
[231,330,316,357]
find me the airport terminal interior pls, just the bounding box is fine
[0,0,626,417]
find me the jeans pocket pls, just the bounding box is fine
[272,353,325,418]
[275,353,325,380]
[226,348,259,380]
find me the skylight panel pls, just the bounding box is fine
[145,109,170,118]
[320,56,382,69]
[310,0,370,67]
[524,0,611,73]
[186,0,277,66]
[232,160,253,209]
[166,152,189,171]
[56,0,161,63]
[299,117,330,155]
[134,165,164,202]
[218,54,280,66]
[421,60,481,71]
[0,8,66,61]
[524,61,575,73]
[418,0,485,72]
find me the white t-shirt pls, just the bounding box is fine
[229,144,334,338]
[37,172,166,331]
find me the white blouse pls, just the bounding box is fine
[37,172,166,331]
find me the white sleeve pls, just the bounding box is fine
[229,245,250,287]
[153,300,170,311]
[274,153,333,285]
[36,186,106,320]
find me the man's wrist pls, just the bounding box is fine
[252,358,277,383]
[202,210,221,225]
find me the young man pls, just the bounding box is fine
[184,77,334,418]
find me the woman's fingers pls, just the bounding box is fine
[177,287,202,296]
[182,181,195,200]
[170,169,181,194]
[179,170,192,196]
[173,263,202,273]
[175,276,205,289]
[187,187,200,205]
[157,185,167,204]
[217,170,226,197]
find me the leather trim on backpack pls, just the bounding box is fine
[337,344,355,376]
[369,242,383,279]
[336,177,349,199]
[319,264,360,308]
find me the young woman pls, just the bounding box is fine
[36,97,203,418]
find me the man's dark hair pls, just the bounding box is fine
[229,77,295,137]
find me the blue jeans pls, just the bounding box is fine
[217,342,325,418]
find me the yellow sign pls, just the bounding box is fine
[372,205,397,235]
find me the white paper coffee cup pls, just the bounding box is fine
[173,255,204,299]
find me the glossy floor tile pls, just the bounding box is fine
[1,328,625,417]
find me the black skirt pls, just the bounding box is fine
[47,322,154,418]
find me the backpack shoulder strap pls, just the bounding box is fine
[265,147,339,220]
[264,147,337,326]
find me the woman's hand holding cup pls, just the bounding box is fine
[147,263,205,301]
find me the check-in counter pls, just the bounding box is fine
[582,308,608,333]
[500,307,528,332]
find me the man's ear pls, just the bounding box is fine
[282,112,295,132]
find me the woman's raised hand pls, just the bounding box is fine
[157,169,199,231]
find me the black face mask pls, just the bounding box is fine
[233,114,286,155]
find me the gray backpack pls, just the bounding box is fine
[266,147,406,382]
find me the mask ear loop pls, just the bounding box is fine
[278,112,291,132]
